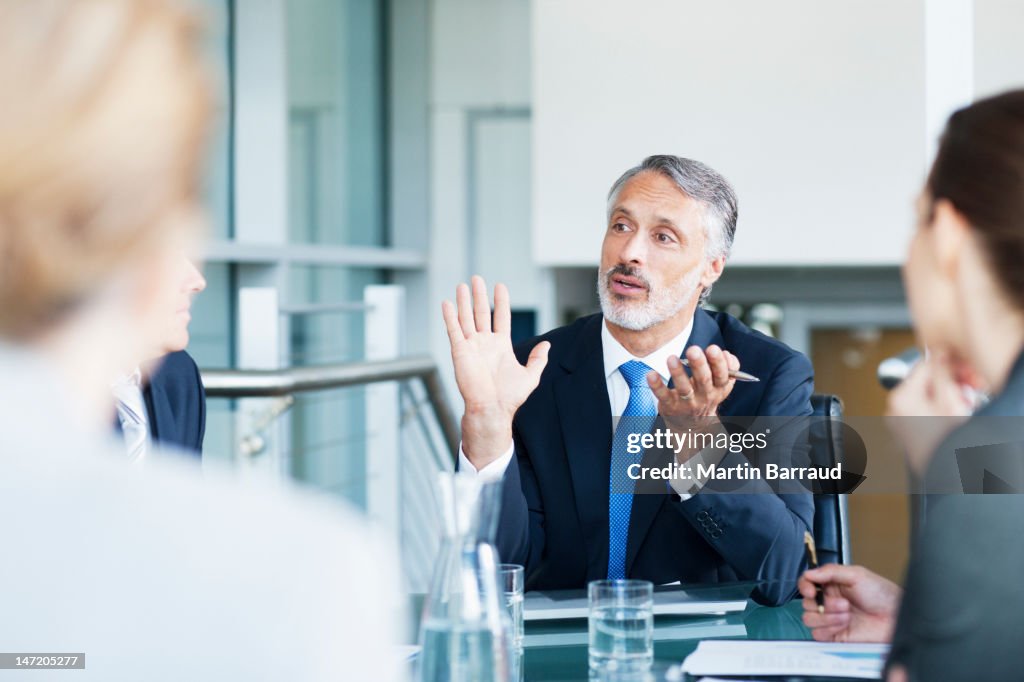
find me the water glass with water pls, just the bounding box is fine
[588,579,654,674]
[499,564,525,650]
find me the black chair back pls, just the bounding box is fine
[808,394,850,565]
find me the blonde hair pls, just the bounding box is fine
[0,0,214,339]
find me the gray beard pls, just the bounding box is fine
[597,265,701,331]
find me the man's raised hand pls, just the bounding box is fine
[442,276,550,468]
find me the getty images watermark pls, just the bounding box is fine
[612,415,1024,496]
[623,427,842,483]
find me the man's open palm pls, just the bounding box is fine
[442,276,549,463]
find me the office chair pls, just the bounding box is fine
[808,394,851,565]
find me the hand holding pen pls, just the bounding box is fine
[797,562,902,644]
[804,532,825,613]
[679,356,759,383]
[646,345,753,423]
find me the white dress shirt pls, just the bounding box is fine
[458,317,699,499]
[111,367,150,461]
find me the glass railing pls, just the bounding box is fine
[201,357,456,593]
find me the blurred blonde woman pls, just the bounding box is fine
[0,2,399,680]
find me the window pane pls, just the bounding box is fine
[286,266,385,366]
[188,263,233,368]
[287,0,385,246]
[187,261,233,464]
[197,0,232,240]
[285,266,387,509]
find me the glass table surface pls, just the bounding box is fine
[408,594,811,681]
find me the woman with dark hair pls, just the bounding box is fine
[800,89,1024,680]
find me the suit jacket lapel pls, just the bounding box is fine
[143,379,171,443]
[553,316,613,579]
[686,308,725,358]
[625,308,725,574]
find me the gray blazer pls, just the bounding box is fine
[887,350,1024,680]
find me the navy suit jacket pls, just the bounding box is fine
[495,309,814,605]
[144,350,206,457]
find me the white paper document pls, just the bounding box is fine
[681,640,890,680]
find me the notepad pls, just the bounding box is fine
[681,640,890,679]
[523,584,751,621]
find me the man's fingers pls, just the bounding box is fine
[493,282,512,335]
[647,370,674,404]
[441,300,464,346]
[686,346,714,394]
[724,351,740,373]
[455,282,475,337]
[471,275,492,333]
[525,341,550,383]
[706,345,731,387]
[666,355,693,398]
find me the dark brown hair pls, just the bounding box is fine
[928,90,1024,310]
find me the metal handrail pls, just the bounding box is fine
[200,356,460,458]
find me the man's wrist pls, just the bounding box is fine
[461,412,513,468]
[459,442,515,480]
[662,415,725,465]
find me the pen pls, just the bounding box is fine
[803,531,825,614]
[679,358,760,383]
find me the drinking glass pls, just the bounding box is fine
[588,579,654,674]
[499,564,525,650]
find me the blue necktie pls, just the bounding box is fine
[608,360,658,579]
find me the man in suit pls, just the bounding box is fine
[443,155,814,605]
[113,254,207,458]
[144,349,206,455]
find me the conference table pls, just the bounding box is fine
[409,592,813,681]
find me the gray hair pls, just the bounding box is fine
[606,155,738,302]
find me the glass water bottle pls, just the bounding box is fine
[417,473,511,682]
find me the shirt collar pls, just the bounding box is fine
[601,316,695,382]
[111,367,143,391]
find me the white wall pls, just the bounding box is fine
[974,0,1024,97]
[473,117,539,305]
[532,0,927,267]
[530,0,1024,269]
[432,0,531,106]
